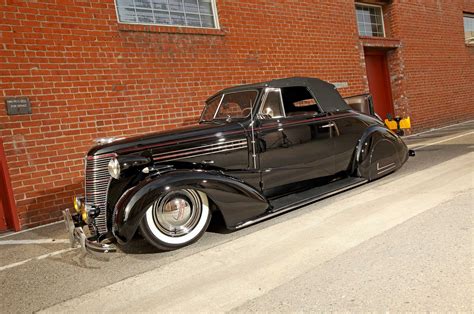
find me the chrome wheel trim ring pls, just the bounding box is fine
[152,189,202,237]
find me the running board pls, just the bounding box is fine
[234,177,368,229]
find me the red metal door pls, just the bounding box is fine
[0,153,8,231]
[0,190,7,231]
[0,138,20,232]
[364,49,394,120]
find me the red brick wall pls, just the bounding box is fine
[0,0,473,228]
[0,0,366,228]
[388,0,474,130]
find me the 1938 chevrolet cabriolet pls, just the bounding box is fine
[63,77,413,253]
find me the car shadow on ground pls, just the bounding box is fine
[118,211,233,254]
[118,237,159,254]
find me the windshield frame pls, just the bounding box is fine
[200,89,260,123]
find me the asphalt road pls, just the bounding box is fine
[1,120,473,313]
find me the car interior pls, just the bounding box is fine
[261,86,322,118]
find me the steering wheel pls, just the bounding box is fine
[242,107,252,117]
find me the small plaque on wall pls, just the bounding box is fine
[332,82,349,89]
[5,97,32,115]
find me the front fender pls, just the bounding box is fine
[112,170,269,243]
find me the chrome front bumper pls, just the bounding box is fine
[62,208,116,254]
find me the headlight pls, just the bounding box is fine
[108,158,121,179]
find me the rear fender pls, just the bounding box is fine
[112,170,269,243]
[352,125,408,180]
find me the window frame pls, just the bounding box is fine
[258,88,286,119]
[114,0,220,30]
[200,89,258,121]
[258,87,324,119]
[200,93,223,122]
[355,2,386,38]
[214,90,258,120]
[464,12,474,45]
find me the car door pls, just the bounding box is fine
[256,87,337,197]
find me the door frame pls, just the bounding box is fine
[0,137,21,231]
[364,48,395,119]
[256,87,336,196]
[0,190,6,231]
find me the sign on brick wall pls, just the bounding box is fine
[332,82,349,89]
[5,97,32,115]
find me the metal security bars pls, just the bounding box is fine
[355,3,385,37]
[115,0,219,29]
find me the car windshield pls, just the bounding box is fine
[200,90,258,122]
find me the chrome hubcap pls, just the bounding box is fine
[153,189,202,237]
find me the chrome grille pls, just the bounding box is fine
[85,153,115,235]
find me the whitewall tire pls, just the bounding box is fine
[139,189,211,251]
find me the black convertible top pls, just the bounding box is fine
[216,77,351,113]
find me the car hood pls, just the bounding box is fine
[87,122,247,156]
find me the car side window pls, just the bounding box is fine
[260,88,285,119]
[281,86,321,116]
[261,89,284,119]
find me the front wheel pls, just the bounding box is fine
[139,189,211,251]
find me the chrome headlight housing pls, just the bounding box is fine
[108,158,121,179]
[107,155,152,179]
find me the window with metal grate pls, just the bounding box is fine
[355,3,385,38]
[115,0,219,29]
[464,13,474,45]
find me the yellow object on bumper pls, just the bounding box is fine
[385,119,398,130]
[399,117,411,129]
[81,210,88,222]
[73,196,82,212]
[384,117,411,130]
[73,196,88,222]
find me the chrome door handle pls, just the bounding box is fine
[202,160,214,164]
[320,122,335,128]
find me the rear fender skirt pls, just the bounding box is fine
[112,170,269,243]
[352,125,408,180]
[368,139,399,180]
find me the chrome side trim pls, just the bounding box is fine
[152,139,247,161]
[152,139,246,158]
[158,145,248,162]
[376,162,396,174]
[234,178,368,229]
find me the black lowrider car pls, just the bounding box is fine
[63,77,413,253]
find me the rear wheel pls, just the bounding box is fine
[139,189,211,251]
